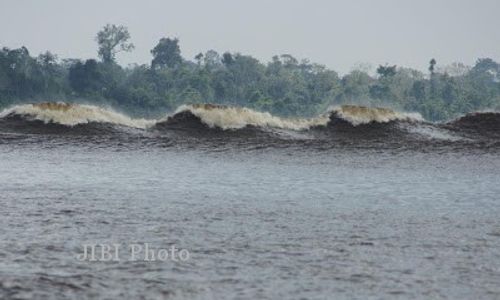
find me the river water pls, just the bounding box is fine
[1,103,500,299]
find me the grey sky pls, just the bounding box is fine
[1,0,498,74]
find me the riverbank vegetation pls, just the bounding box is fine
[1,24,499,120]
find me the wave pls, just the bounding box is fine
[0,102,154,128]
[0,102,424,133]
[328,105,423,126]
[444,111,500,138]
[0,102,497,145]
[155,104,329,131]
[154,103,422,132]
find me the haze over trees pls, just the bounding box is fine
[1,24,499,120]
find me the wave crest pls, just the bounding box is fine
[160,104,329,130]
[329,105,423,126]
[0,102,154,128]
[154,103,423,132]
[0,101,428,138]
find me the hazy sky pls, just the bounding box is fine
[1,0,498,74]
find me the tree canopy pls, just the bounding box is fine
[95,24,134,64]
[151,38,182,69]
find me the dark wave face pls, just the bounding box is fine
[444,112,500,139]
[0,102,499,151]
[0,103,153,137]
[0,113,135,136]
[155,110,213,131]
[152,110,287,141]
[315,108,416,139]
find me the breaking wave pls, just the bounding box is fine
[328,105,423,126]
[0,102,424,132]
[0,102,154,128]
[156,104,329,131]
[155,103,422,131]
[0,102,498,146]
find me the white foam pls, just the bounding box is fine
[0,102,425,131]
[0,103,155,128]
[331,105,423,126]
[403,123,465,141]
[171,104,330,130]
[169,104,423,130]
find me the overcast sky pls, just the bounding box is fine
[0,0,498,74]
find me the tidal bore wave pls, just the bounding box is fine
[443,111,500,139]
[0,102,499,146]
[0,102,153,135]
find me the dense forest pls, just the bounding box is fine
[1,24,499,120]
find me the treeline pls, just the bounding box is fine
[1,24,500,120]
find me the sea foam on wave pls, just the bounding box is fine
[0,102,154,128]
[166,103,422,130]
[167,103,330,130]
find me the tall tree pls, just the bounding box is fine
[203,50,222,69]
[95,24,134,64]
[429,58,437,75]
[151,38,182,69]
[194,53,204,66]
[222,52,234,66]
[429,58,437,100]
[376,64,397,78]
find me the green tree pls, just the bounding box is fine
[376,64,397,78]
[68,59,103,93]
[203,50,222,70]
[338,70,373,104]
[429,58,437,101]
[151,38,182,69]
[194,53,204,66]
[222,52,234,66]
[96,24,134,64]
[429,58,436,74]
